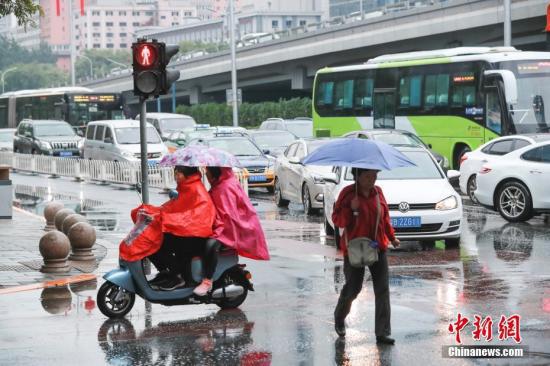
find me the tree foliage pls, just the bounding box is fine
[178,40,229,54]
[3,63,69,92]
[0,0,42,27]
[0,36,56,71]
[176,98,312,127]
[75,49,132,81]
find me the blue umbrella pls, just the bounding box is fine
[301,138,415,170]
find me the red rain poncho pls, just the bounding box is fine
[119,173,216,261]
[210,168,270,260]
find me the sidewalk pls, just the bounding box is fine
[0,207,108,288]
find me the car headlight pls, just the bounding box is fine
[77,139,84,149]
[121,150,135,158]
[435,196,458,210]
[39,141,51,150]
[312,174,325,184]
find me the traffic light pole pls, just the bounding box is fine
[139,97,149,205]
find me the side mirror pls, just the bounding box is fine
[104,137,113,144]
[324,172,338,184]
[76,130,84,137]
[446,170,460,180]
[484,70,518,105]
[262,149,270,155]
[288,156,301,164]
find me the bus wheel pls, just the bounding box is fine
[453,145,471,169]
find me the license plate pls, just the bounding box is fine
[391,216,421,228]
[59,151,73,157]
[147,159,159,166]
[249,175,267,182]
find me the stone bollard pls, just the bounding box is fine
[43,201,64,231]
[39,231,71,273]
[54,208,76,231]
[68,222,96,261]
[40,286,72,315]
[62,213,87,235]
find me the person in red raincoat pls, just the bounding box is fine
[205,167,270,261]
[146,166,218,292]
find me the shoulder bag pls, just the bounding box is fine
[345,192,381,268]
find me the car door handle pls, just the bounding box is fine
[529,170,542,174]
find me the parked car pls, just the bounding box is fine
[188,133,275,192]
[82,120,167,163]
[323,146,462,247]
[474,140,550,222]
[274,138,332,215]
[258,118,313,138]
[247,130,297,157]
[0,128,16,152]
[13,120,82,157]
[459,134,550,203]
[343,129,449,170]
[136,113,196,140]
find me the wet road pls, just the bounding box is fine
[1,172,550,365]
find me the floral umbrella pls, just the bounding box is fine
[159,145,241,168]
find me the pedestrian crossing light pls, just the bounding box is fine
[132,40,180,98]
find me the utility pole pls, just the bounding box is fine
[69,1,76,86]
[1,67,18,94]
[229,0,239,127]
[504,0,511,46]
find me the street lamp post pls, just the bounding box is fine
[1,67,18,94]
[229,0,239,127]
[78,54,94,79]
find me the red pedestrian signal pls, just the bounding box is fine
[135,43,157,68]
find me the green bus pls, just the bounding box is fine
[0,86,125,132]
[312,47,550,168]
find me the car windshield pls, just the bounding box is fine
[372,133,425,147]
[161,118,195,131]
[208,138,262,156]
[344,151,442,180]
[252,132,295,148]
[306,140,330,153]
[115,127,161,144]
[34,124,75,137]
[0,131,13,142]
[285,122,312,138]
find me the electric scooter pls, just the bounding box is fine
[97,187,254,319]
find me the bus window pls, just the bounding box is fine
[486,88,502,134]
[374,90,396,129]
[334,79,354,110]
[399,75,422,108]
[451,72,476,107]
[354,77,374,110]
[424,74,449,108]
[316,80,334,107]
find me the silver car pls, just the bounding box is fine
[273,138,332,215]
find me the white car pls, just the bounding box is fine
[474,140,550,222]
[323,146,463,247]
[459,134,550,203]
[274,138,332,215]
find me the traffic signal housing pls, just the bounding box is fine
[132,39,180,98]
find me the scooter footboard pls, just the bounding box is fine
[103,266,136,293]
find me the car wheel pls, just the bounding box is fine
[445,238,460,248]
[467,175,478,204]
[274,178,289,207]
[302,184,313,215]
[266,185,274,194]
[420,240,436,250]
[497,181,533,222]
[454,145,471,170]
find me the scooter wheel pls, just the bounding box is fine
[216,273,249,310]
[97,281,135,318]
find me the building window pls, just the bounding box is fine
[132,22,140,27]
[132,11,140,16]
[272,20,278,28]
[299,20,306,26]
[184,11,192,16]
[119,32,127,38]
[106,32,113,38]
[106,43,114,48]
[172,11,179,16]
[119,22,127,27]
[105,11,113,16]
[161,15,166,19]
[93,43,100,48]
[106,22,113,27]
[92,11,100,16]
[92,32,100,37]
[92,22,100,27]
[285,20,292,28]
[145,11,154,16]
[119,11,126,16]
[120,43,127,49]
[172,22,179,26]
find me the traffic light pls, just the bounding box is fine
[132,39,180,98]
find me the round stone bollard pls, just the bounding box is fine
[62,213,87,235]
[54,208,76,231]
[40,286,72,315]
[43,201,65,232]
[68,222,96,261]
[39,231,71,273]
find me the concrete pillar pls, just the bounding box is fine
[189,86,204,105]
[291,66,312,90]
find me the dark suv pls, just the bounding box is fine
[13,120,82,157]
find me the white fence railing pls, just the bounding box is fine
[0,152,248,194]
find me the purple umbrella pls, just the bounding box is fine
[159,145,241,168]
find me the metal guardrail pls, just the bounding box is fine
[0,152,248,195]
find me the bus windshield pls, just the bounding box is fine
[500,60,550,133]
